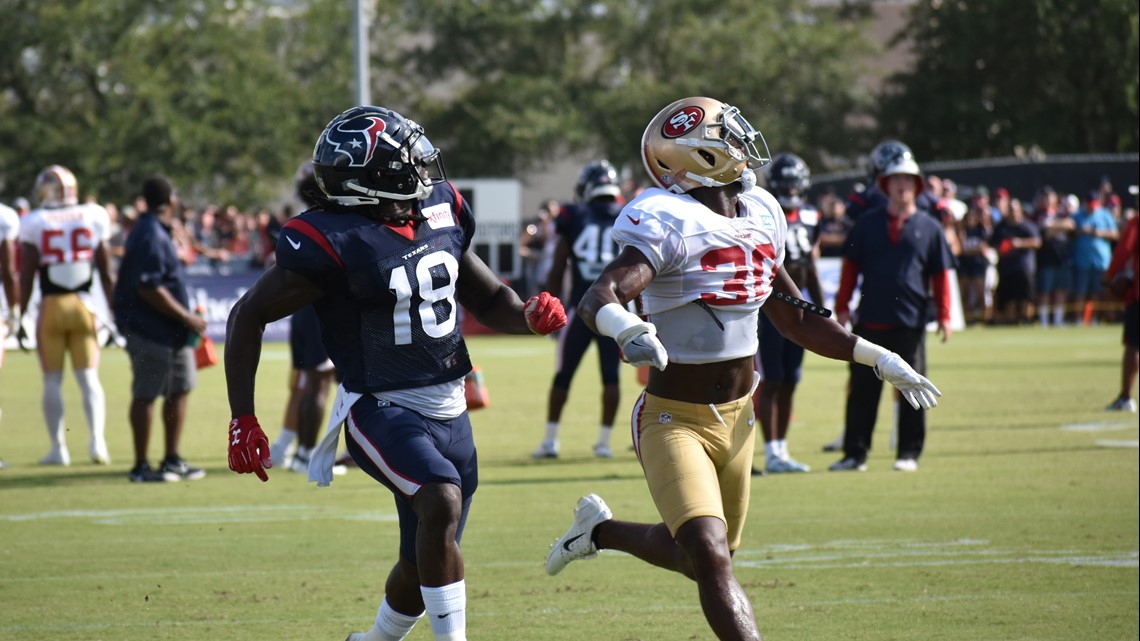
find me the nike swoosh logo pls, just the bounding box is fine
[286,236,301,250]
[626,214,641,225]
[562,533,585,551]
[436,613,450,620]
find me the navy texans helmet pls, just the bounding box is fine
[575,160,622,202]
[312,105,446,205]
[764,153,811,204]
[868,140,914,183]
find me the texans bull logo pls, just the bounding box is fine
[324,115,389,167]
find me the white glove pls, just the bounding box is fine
[595,302,668,371]
[874,352,942,410]
[617,325,669,370]
[3,305,18,339]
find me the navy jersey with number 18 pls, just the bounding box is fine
[275,183,475,394]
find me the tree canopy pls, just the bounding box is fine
[1,0,1135,208]
[877,0,1140,161]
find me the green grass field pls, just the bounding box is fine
[0,325,1137,641]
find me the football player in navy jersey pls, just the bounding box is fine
[752,153,824,475]
[225,106,567,641]
[532,160,625,459]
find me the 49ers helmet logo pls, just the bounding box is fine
[324,115,388,167]
[661,106,704,138]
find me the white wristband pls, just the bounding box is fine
[595,303,648,343]
[852,337,890,367]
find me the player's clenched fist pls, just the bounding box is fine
[525,292,568,335]
[228,415,271,482]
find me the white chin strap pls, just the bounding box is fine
[739,168,756,192]
[334,180,433,205]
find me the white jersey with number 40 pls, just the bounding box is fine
[611,186,787,365]
[18,203,110,293]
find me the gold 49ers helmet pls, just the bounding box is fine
[34,164,79,208]
[641,96,770,194]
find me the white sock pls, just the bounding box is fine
[357,598,423,641]
[273,428,297,449]
[421,580,466,641]
[1038,305,1050,326]
[74,368,106,448]
[776,439,789,459]
[765,440,779,461]
[42,371,66,450]
[595,425,613,448]
[1053,306,1064,326]
[543,421,559,443]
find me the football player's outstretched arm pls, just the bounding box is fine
[578,247,667,370]
[456,249,566,336]
[763,268,941,410]
[225,265,323,481]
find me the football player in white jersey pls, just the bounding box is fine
[544,97,942,640]
[0,201,20,470]
[17,165,115,466]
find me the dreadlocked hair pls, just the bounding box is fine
[301,185,427,225]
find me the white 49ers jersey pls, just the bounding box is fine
[0,204,18,242]
[612,186,787,364]
[18,203,110,294]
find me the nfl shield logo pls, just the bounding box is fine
[659,412,672,424]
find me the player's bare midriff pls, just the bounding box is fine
[646,355,755,405]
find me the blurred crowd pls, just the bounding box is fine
[521,173,1137,329]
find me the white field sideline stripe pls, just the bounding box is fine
[1061,421,1138,431]
[1096,439,1139,448]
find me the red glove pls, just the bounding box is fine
[228,416,271,482]
[525,292,567,335]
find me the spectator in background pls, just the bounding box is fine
[992,198,1041,324]
[1071,193,1119,325]
[993,187,1012,221]
[18,166,115,467]
[112,175,208,482]
[941,179,968,222]
[974,186,1001,224]
[818,194,852,258]
[958,204,994,324]
[917,174,944,213]
[1033,187,1074,327]
[1104,203,1138,412]
[831,147,952,472]
[518,199,559,299]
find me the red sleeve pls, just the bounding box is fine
[835,259,860,317]
[931,269,952,324]
[1106,217,1137,279]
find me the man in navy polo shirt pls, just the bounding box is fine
[112,176,208,483]
[831,148,953,473]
